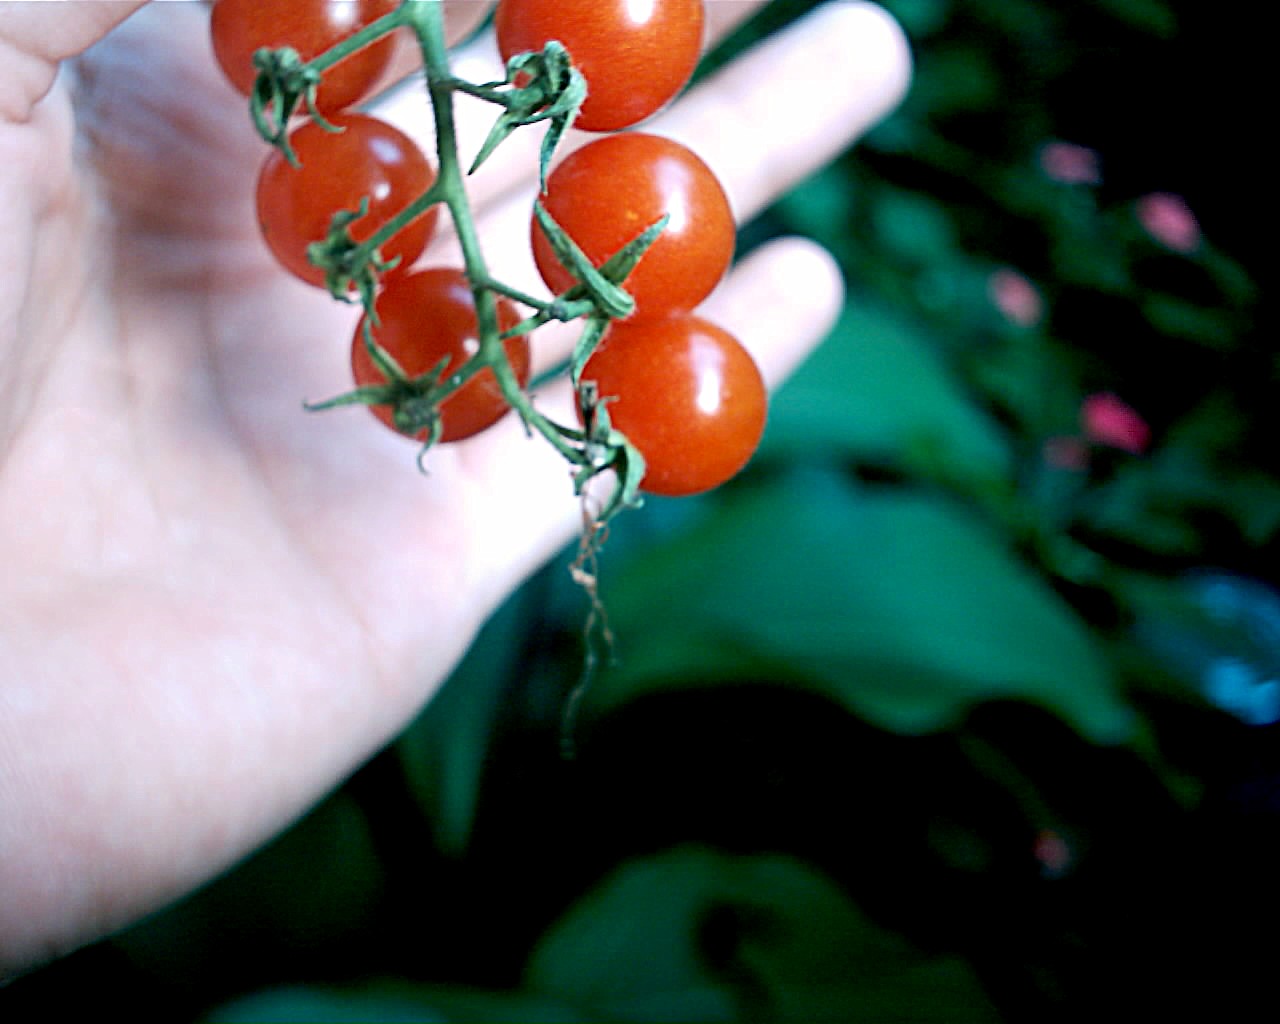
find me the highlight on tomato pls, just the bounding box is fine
[532,133,735,321]
[351,268,531,444]
[210,0,400,115]
[255,113,438,289]
[494,0,705,132]
[580,315,767,496]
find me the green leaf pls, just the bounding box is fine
[912,45,1002,113]
[526,845,1001,1022]
[760,301,1012,482]
[1081,462,1204,556]
[472,43,586,191]
[567,314,609,387]
[1091,0,1177,37]
[113,792,384,980]
[589,473,1132,743]
[771,165,855,248]
[870,189,960,264]
[531,202,636,319]
[395,588,540,855]
[1140,294,1240,349]
[879,0,952,37]
[207,982,591,1023]
[1080,399,1280,553]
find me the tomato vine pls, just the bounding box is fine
[213,0,765,527]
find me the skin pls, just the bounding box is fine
[532,133,736,317]
[0,0,910,976]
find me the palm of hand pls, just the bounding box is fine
[0,0,909,975]
[11,7,570,740]
[0,3,574,962]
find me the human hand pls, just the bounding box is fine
[0,0,909,975]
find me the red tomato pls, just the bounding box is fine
[210,0,399,114]
[494,0,705,132]
[532,133,734,321]
[256,113,438,289]
[580,315,766,496]
[352,268,531,443]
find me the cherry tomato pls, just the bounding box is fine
[580,315,766,496]
[494,0,704,132]
[210,0,399,115]
[256,113,438,289]
[532,133,734,321]
[352,268,531,443]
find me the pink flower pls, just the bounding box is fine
[988,268,1044,327]
[1038,141,1102,185]
[1081,392,1151,454]
[1136,192,1201,254]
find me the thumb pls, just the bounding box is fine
[0,0,151,122]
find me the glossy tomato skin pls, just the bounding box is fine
[532,133,734,321]
[494,0,704,132]
[352,268,531,443]
[256,113,437,289]
[581,316,766,496]
[210,0,399,114]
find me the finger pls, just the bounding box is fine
[656,1,912,221]
[442,0,496,45]
[423,0,910,374]
[0,0,150,121]
[705,0,767,40]
[456,235,845,610]
[366,0,496,95]
[371,0,776,211]
[699,236,845,387]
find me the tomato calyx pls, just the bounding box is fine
[308,323,448,445]
[249,46,330,161]
[308,326,460,468]
[532,134,735,323]
[257,114,440,295]
[573,380,648,519]
[300,199,400,307]
[577,316,767,497]
[241,2,408,161]
[303,185,451,309]
[507,206,674,402]
[466,42,587,190]
[533,203,670,324]
[494,0,706,133]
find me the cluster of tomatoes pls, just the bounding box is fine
[208,0,766,497]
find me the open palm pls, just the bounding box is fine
[0,0,909,973]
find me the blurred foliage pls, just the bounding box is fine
[6,0,1275,1020]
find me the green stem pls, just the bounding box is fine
[444,78,512,104]
[306,6,410,73]
[353,179,447,264]
[477,277,561,314]
[476,277,596,326]
[403,0,585,466]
